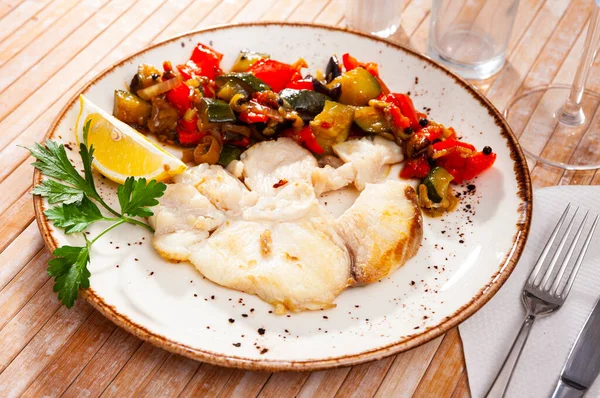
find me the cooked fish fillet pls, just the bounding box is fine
[240,137,318,196]
[333,181,422,285]
[333,136,404,190]
[148,183,226,261]
[188,218,352,312]
[243,180,320,222]
[311,163,356,196]
[174,163,258,214]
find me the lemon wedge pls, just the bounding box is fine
[75,95,186,184]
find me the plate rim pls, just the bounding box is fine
[32,21,533,371]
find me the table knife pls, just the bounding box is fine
[552,298,600,398]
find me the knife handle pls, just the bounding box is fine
[552,379,585,398]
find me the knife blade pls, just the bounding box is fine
[552,297,600,398]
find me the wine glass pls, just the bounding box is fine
[504,3,600,170]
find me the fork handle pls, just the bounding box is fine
[485,314,536,398]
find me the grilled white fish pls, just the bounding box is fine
[334,181,422,285]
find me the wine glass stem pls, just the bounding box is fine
[558,5,600,126]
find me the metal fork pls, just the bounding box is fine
[486,204,599,398]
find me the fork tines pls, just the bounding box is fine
[526,203,599,299]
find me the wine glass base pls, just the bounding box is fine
[504,84,600,171]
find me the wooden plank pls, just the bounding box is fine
[450,371,470,398]
[0,0,80,68]
[0,162,33,216]
[260,0,302,21]
[0,192,35,253]
[257,372,311,398]
[215,370,271,398]
[313,0,344,25]
[0,0,25,25]
[154,0,221,43]
[0,0,52,46]
[232,0,278,23]
[287,0,332,22]
[0,300,93,396]
[62,327,143,398]
[296,367,351,398]
[374,336,444,398]
[412,329,466,398]
[0,222,43,291]
[0,278,61,374]
[100,342,171,397]
[136,354,201,398]
[178,364,235,398]
[196,0,252,29]
[335,357,395,398]
[21,311,116,398]
[0,249,51,332]
[0,0,109,91]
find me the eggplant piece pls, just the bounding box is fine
[310,76,342,101]
[325,55,342,83]
[231,49,269,72]
[279,89,329,121]
[130,64,161,93]
[148,96,178,136]
[309,100,354,154]
[215,73,271,94]
[113,90,151,126]
[199,98,236,123]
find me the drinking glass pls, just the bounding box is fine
[345,0,402,38]
[428,0,520,80]
[504,3,600,170]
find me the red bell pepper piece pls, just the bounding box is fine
[187,43,223,81]
[226,136,252,147]
[400,154,431,179]
[178,129,205,146]
[381,93,420,130]
[419,125,444,142]
[342,53,360,71]
[177,114,203,146]
[166,83,193,116]
[388,105,411,130]
[248,59,302,93]
[432,138,476,152]
[462,152,496,181]
[285,77,314,91]
[238,110,269,124]
[341,53,380,77]
[281,126,324,154]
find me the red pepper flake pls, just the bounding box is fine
[320,121,333,129]
[273,179,288,188]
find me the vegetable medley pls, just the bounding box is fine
[112,42,496,215]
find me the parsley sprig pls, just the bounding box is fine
[28,121,166,307]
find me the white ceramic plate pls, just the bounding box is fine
[34,23,532,371]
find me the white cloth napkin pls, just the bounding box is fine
[460,185,600,398]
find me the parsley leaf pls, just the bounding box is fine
[44,197,105,234]
[32,179,84,205]
[117,177,166,218]
[47,244,91,308]
[28,140,100,204]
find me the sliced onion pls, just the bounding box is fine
[137,76,182,100]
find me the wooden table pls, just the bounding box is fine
[0,0,594,396]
